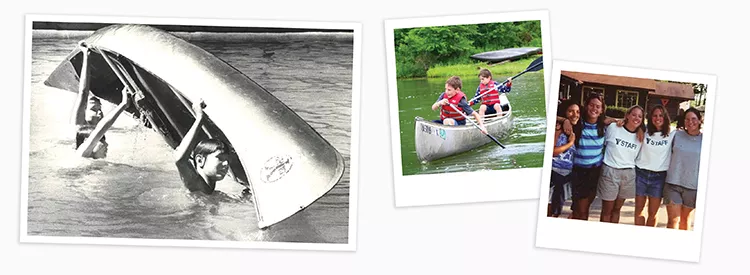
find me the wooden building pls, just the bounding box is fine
[558,71,693,119]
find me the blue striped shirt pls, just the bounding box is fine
[573,121,605,168]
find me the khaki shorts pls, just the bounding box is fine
[597,164,636,201]
[663,183,697,208]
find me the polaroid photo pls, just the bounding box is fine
[21,14,360,251]
[535,60,716,262]
[385,10,552,207]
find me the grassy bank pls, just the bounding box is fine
[423,56,540,79]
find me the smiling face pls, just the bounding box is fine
[625,106,643,130]
[650,108,664,129]
[566,104,580,125]
[585,97,603,123]
[684,111,702,134]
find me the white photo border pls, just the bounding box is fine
[20,14,361,252]
[534,60,717,262]
[384,10,552,207]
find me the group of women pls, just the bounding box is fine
[548,93,704,230]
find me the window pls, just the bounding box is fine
[615,90,639,108]
[581,86,604,106]
[559,82,571,101]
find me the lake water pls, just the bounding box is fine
[397,72,547,175]
[26,29,353,243]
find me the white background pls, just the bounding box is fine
[3,0,748,274]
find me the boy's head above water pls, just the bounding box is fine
[193,139,230,181]
[75,125,108,159]
[88,96,102,111]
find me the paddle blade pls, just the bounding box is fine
[526,56,543,72]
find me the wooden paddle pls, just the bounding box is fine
[468,56,544,103]
[448,103,505,149]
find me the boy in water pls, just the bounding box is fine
[71,43,131,159]
[470,69,512,121]
[173,99,230,194]
[431,76,487,134]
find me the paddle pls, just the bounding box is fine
[448,103,505,149]
[468,56,544,103]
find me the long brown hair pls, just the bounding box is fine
[647,105,671,137]
[574,93,607,146]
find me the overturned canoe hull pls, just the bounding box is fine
[415,104,513,162]
[470,47,542,63]
[44,24,344,229]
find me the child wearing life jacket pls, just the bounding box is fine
[471,69,512,120]
[431,76,487,134]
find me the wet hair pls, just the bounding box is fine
[88,96,101,104]
[478,68,492,79]
[623,105,646,141]
[683,107,703,130]
[574,93,607,146]
[75,125,105,149]
[192,139,227,167]
[647,105,671,137]
[446,76,462,90]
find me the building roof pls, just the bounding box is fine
[561,71,655,90]
[653,81,694,99]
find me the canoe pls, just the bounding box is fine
[470,47,542,63]
[415,97,514,162]
[44,24,344,229]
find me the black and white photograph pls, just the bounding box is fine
[21,15,360,251]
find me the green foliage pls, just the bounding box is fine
[606,105,628,118]
[394,21,543,78]
[427,57,540,78]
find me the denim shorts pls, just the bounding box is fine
[635,166,666,198]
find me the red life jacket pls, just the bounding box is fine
[440,91,467,121]
[479,81,501,105]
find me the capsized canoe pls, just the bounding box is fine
[415,102,513,162]
[44,24,345,229]
[470,47,542,63]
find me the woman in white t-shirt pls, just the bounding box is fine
[634,105,674,227]
[597,105,645,223]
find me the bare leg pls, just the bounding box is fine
[443,118,456,126]
[478,105,487,122]
[646,196,662,227]
[600,199,614,223]
[634,195,647,226]
[666,203,681,229]
[493,103,502,115]
[679,206,695,230]
[575,193,596,220]
[611,198,625,224]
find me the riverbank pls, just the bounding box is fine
[426,56,541,79]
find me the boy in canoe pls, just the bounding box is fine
[173,99,231,195]
[431,76,487,134]
[470,68,512,120]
